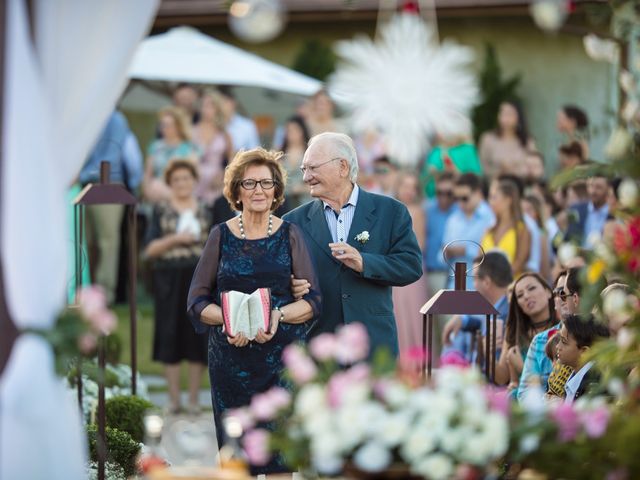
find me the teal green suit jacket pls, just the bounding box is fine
[283,189,423,356]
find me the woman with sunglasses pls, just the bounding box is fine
[494,272,556,391]
[187,148,321,474]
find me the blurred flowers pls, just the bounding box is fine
[25,285,117,375]
[234,323,509,477]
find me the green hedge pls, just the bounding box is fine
[87,425,140,478]
[105,395,155,443]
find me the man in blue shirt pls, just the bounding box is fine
[442,173,495,290]
[565,174,611,248]
[424,171,457,292]
[78,110,143,304]
[441,252,513,366]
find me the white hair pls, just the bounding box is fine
[307,132,359,182]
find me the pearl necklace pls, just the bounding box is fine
[238,213,273,239]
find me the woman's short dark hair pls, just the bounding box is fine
[223,148,287,212]
[562,105,589,129]
[164,158,199,185]
[474,251,513,288]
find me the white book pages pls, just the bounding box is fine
[222,289,271,340]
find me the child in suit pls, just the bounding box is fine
[556,314,610,403]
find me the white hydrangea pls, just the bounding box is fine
[375,412,413,448]
[353,442,392,472]
[400,429,437,462]
[295,384,327,418]
[412,453,454,480]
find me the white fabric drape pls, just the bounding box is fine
[0,1,158,478]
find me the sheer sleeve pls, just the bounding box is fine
[187,224,222,333]
[288,222,322,319]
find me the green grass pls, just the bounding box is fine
[113,303,210,390]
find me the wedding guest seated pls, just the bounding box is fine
[517,268,581,401]
[495,272,556,392]
[558,314,610,403]
[440,252,512,365]
[543,330,573,403]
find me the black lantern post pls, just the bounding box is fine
[73,161,138,480]
[420,255,499,383]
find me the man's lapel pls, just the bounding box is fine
[305,200,338,263]
[347,189,377,251]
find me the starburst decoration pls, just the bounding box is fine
[329,14,478,166]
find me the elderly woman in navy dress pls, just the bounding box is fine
[187,148,321,473]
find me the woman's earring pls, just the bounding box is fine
[236,200,241,204]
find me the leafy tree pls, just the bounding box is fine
[471,44,522,141]
[292,39,337,81]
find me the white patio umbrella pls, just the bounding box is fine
[128,26,322,95]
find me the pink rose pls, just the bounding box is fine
[328,364,370,408]
[309,333,337,361]
[243,429,270,466]
[440,351,470,368]
[266,386,291,410]
[77,332,98,355]
[485,386,510,416]
[335,323,369,364]
[551,403,580,442]
[250,392,278,422]
[91,310,117,336]
[580,406,610,438]
[78,285,107,319]
[282,344,317,384]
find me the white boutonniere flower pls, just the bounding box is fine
[354,231,370,245]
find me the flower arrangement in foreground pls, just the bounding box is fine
[231,323,509,480]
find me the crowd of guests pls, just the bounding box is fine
[79,82,630,417]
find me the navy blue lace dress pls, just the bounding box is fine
[187,221,321,473]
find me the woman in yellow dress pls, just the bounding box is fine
[482,178,530,275]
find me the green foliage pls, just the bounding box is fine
[292,39,337,81]
[104,333,122,364]
[105,395,155,443]
[471,44,521,141]
[87,424,140,478]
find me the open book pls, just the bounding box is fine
[221,288,272,340]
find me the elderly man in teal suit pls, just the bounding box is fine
[283,132,423,356]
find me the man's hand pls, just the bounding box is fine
[291,275,310,299]
[329,242,363,273]
[227,332,249,347]
[442,315,463,345]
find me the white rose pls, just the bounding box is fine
[415,410,448,438]
[376,412,412,447]
[353,442,391,472]
[439,426,468,454]
[400,429,437,462]
[303,409,334,437]
[342,382,370,407]
[594,241,616,265]
[618,178,639,209]
[383,382,410,408]
[295,384,327,418]
[412,453,454,480]
[311,452,343,475]
[585,231,602,249]
[311,431,344,459]
[617,327,635,350]
[460,434,493,464]
[482,413,510,457]
[335,406,366,450]
[557,242,578,266]
[519,434,540,454]
[603,289,628,318]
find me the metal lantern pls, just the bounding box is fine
[420,251,499,382]
[73,161,138,480]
